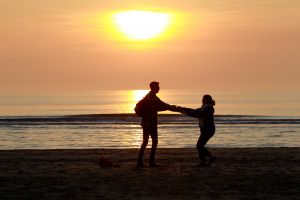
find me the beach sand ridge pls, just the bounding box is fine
[0,148,299,199]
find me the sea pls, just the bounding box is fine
[0,90,299,149]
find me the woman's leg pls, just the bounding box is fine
[197,134,211,163]
[197,128,215,164]
[202,147,212,157]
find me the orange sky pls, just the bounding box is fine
[0,0,299,94]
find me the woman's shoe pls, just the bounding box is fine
[137,162,146,167]
[196,162,208,167]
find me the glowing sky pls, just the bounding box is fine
[0,0,299,93]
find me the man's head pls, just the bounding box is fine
[149,81,160,93]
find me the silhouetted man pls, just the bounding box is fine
[137,81,178,167]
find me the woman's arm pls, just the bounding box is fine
[179,107,205,118]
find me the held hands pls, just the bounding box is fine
[169,105,188,114]
[176,106,188,114]
[169,105,180,112]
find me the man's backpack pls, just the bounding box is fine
[134,98,150,117]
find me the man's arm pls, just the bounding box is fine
[155,97,178,112]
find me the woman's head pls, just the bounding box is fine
[202,94,215,105]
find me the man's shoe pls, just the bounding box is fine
[207,156,216,166]
[137,162,146,167]
[149,162,160,167]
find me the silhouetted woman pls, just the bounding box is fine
[179,95,216,167]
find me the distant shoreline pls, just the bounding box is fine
[1,113,299,124]
[1,113,295,117]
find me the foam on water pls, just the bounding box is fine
[0,114,299,149]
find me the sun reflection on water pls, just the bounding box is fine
[124,90,148,113]
[131,90,148,101]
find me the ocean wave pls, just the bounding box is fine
[0,114,299,125]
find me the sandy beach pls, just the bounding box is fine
[0,148,299,200]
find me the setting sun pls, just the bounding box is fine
[113,10,171,40]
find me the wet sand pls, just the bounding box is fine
[0,148,299,199]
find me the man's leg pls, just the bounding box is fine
[137,127,149,166]
[149,128,158,166]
